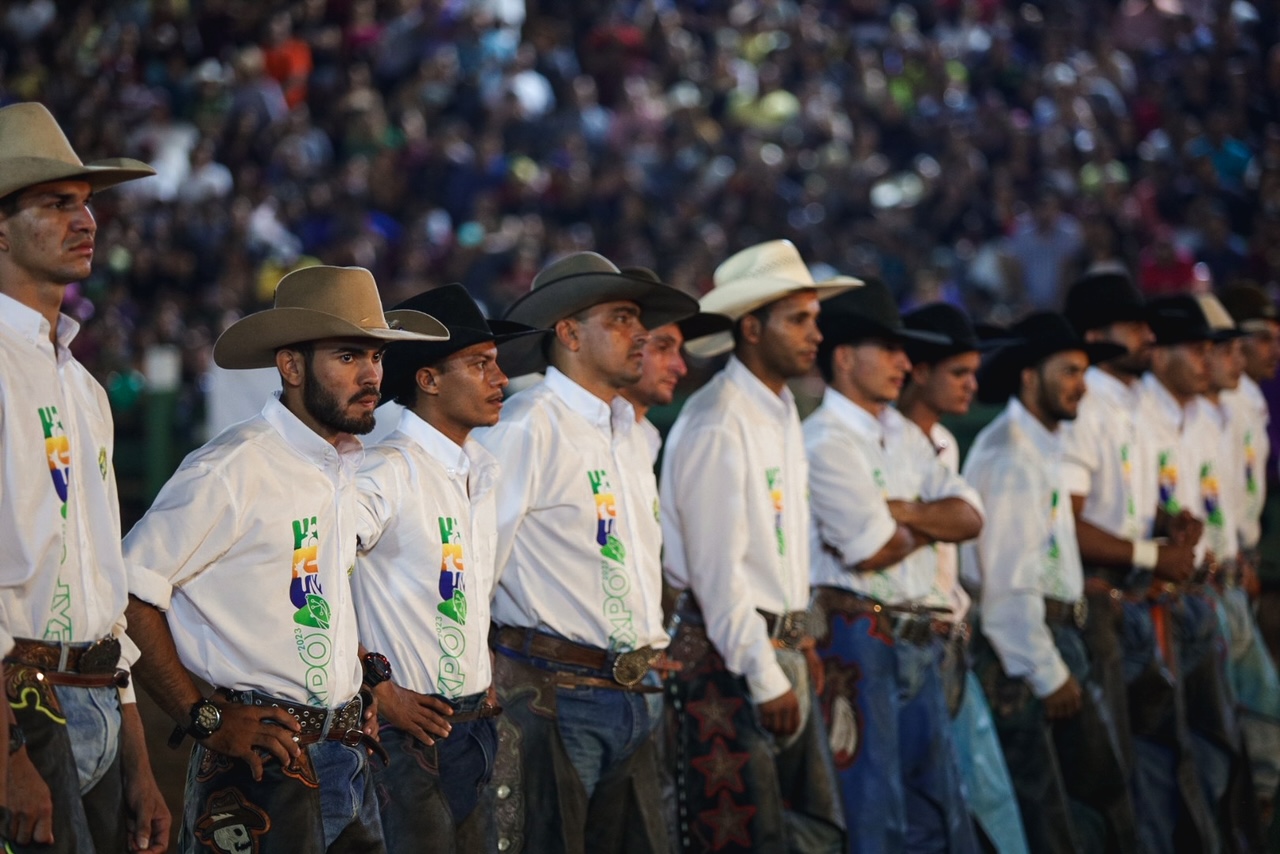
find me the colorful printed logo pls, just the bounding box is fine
[1047,490,1061,563]
[589,469,637,649]
[437,516,467,625]
[1200,463,1224,528]
[766,467,785,557]
[1157,451,1180,514]
[290,516,328,629]
[39,406,70,517]
[1245,430,1258,497]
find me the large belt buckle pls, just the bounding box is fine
[79,637,121,675]
[1072,599,1089,630]
[777,612,807,649]
[611,646,661,687]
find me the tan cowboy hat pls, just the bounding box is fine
[686,240,863,357]
[503,251,699,330]
[0,103,156,200]
[213,266,448,370]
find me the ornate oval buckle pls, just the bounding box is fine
[1072,599,1089,630]
[611,646,660,687]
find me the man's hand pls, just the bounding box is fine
[202,701,303,782]
[1169,510,1204,548]
[123,762,170,853]
[1154,542,1196,584]
[1043,675,1083,721]
[757,689,801,737]
[373,682,453,746]
[886,500,918,526]
[361,692,379,741]
[8,747,53,845]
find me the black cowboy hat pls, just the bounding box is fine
[976,312,1125,404]
[1063,270,1147,335]
[817,278,949,352]
[382,284,549,402]
[901,302,996,364]
[1146,294,1245,346]
[503,252,698,331]
[1219,283,1279,331]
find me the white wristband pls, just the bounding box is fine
[1132,540,1159,571]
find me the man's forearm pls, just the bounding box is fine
[124,595,203,723]
[890,498,982,543]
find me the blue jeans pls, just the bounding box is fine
[557,673,663,798]
[951,671,1029,854]
[817,610,978,854]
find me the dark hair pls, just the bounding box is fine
[731,302,775,348]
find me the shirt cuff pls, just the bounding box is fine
[0,627,12,658]
[128,566,175,611]
[1027,654,1072,699]
[836,513,900,568]
[746,656,794,705]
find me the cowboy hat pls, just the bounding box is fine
[503,252,699,331]
[382,284,548,401]
[1063,270,1147,335]
[976,312,1126,404]
[0,103,156,200]
[687,240,862,357]
[1219,283,1279,332]
[817,278,949,351]
[901,302,996,364]
[213,266,448,370]
[1147,294,1245,346]
[619,266,734,348]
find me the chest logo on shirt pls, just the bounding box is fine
[1157,451,1180,514]
[1200,463,1224,529]
[1047,490,1061,564]
[437,516,467,625]
[38,406,71,515]
[589,469,637,650]
[289,516,329,630]
[766,467,785,557]
[1244,431,1258,497]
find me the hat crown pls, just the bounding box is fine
[713,240,815,290]
[389,283,487,333]
[531,252,624,291]
[0,103,83,171]
[821,277,900,329]
[904,303,976,346]
[274,266,388,329]
[1220,284,1278,324]
[1063,271,1144,334]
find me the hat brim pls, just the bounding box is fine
[380,321,548,399]
[0,156,157,200]
[214,307,449,370]
[503,272,699,331]
[686,278,863,358]
[975,339,1126,404]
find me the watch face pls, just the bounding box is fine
[364,653,392,685]
[194,701,221,733]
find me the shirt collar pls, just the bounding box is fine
[1240,374,1267,414]
[1142,372,1193,430]
[822,387,887,444]
[1084,365,1138,408]
[261,395,364,469]
[724,355,795,421]
[397,408,472,478]
[0,291,80,354]
[1007,397,1061,456]
[543,366,636,437]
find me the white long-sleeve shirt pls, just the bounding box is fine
[1138,373,1210,563]
[474,367,665,653]
[0,293,139,682]
[354,409,498,698]
[1221,375,1269,550]
[920,421,973,620]
[961,399,1083,698]
[125,398,363,708]
[661,356,810,703]
[806,389,983,607]
[1193,397,1241,563]
[1060,367,1151,543]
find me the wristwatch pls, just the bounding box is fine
[168,697,223,749]
[8,722,24,755]
[362,652,393,688]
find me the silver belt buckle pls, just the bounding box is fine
[611,646,660,687]
[1072,598,1089,630]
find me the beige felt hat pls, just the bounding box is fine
[213,266,449,370]
[687,240,863,357]
[0,102,156,200]
[503,251,699,330]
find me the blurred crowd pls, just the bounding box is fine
[4,0,1280,456]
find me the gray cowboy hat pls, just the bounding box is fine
[213,266,448,370]
[0,102,155,200]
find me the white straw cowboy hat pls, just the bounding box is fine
[687,240,863,357]
[213,266,449,370]
[503,251,699,330]
[0,102,156,199]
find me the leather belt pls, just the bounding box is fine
[5,636,129,689]
[223,690,389,765]
[758,609,813,650]
[812,587,953,644]
[493,626,661,690]
[1043,597,1089,629]
[448,701,503,724]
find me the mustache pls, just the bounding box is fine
[349,387,381,405]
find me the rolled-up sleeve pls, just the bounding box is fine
[806,428,897,567]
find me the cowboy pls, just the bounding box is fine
[617,267,732,463]
[0,101,169,853]
[1057,272,1199,852]
[898,302,1029,854]
[1140,294,1262,849]
[122,265,446,852]
[660,240,851,852]
[804,281,983,854]
[472,252,697,852]
[960,312,1132,853]
[350,284,545,851]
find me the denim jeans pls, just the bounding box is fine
[816,611,978,854]
[179,738,384,853]
[950,671,1029,854]
[556,672,663,798]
